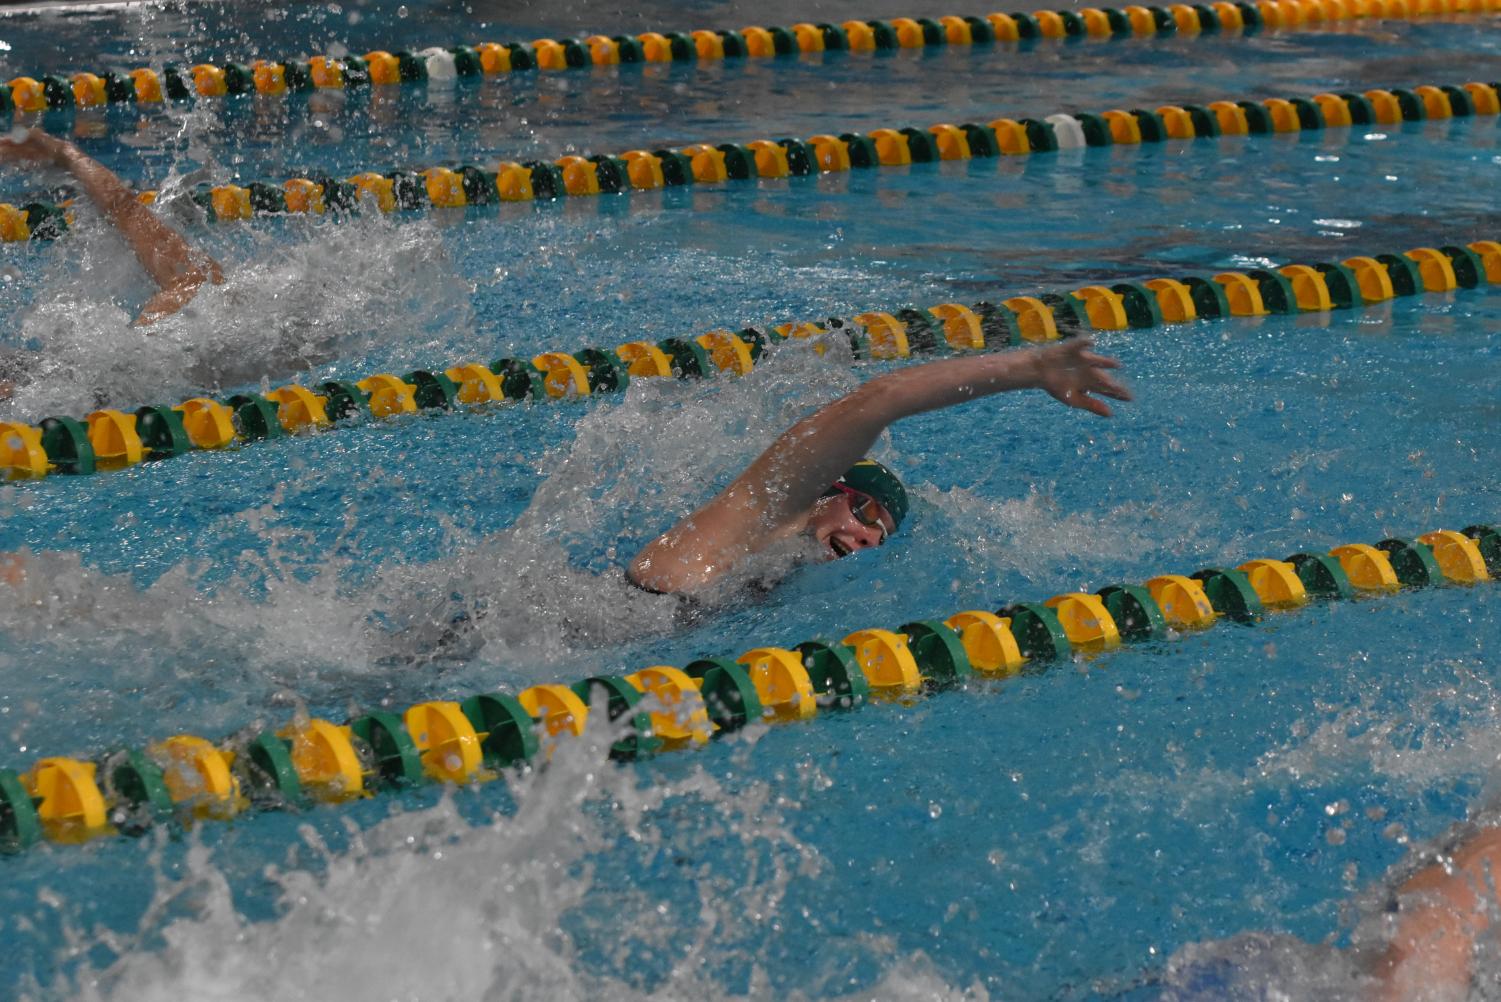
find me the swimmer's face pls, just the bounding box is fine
[805,489,895,560]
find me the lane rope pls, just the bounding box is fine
[0,519,1494,853]
[6,78,1498,241]
[5,0,1490,120]
[1,236,1495,481]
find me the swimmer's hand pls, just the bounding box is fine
[1029,337,1131,418]
[0,127,69,169]
[0,553,26,589]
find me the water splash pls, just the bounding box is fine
[35,715,980,1002]
[0,205,473,421]
[1153,686,1501,1002]
[0,342,872,747]
[1155,932,1370,1002]
[923,483,1205,590]
[1253,664,1501,794]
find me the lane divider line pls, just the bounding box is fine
[1,236,1495,481]
[5,0,1490,118]
[5,78,1498,240]
[1,519,1494,852]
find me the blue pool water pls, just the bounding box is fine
[0,2,1498,999]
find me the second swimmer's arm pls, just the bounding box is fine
[0,129,223,324]
[628,338,1129,592]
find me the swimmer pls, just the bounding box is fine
[0,335,1128,651]
[627,335,1130,594]
[0,127,224,397]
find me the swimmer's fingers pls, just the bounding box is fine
[1080,389,1117,417]
[1043,377,1118,417]
[1090,368,1133,402]
[1055,388,1115,418]
[1036,338,1131,416]
[1052,338,1126,378]
[1070,339,1132,404]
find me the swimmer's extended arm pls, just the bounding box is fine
[628,337,1129,593]
[0,128,223,325]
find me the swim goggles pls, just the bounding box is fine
[831,483,891,544]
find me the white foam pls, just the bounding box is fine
[45,715,982,1002]
[420,47,458,84]
[0,205,473,421]
[921,483,1204,588]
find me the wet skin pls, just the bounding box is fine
[804,491,895,560]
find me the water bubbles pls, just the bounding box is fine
[927,802,942,819]
[987,849,1005,866]
[396,4,409,16]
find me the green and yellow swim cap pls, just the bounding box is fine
[832,459,909,530]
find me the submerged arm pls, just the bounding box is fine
[0,128,223,325]
[627,337,1129,593]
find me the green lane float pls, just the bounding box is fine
[2,235,1497,482]
[8,77,1501,243]
[1,519,1494,853]
[3,0,1485,126]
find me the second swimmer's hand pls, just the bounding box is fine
[0,127,69,170]
[1031,337,1131,417]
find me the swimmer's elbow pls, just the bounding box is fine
[626,549,654,587]
[834,372,920,425]
[627,547,680,594]
[628,541,713,596]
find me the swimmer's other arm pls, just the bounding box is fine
[627,337,1130,594]
[1372,826,1501,1002]
[0,128,223,325]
